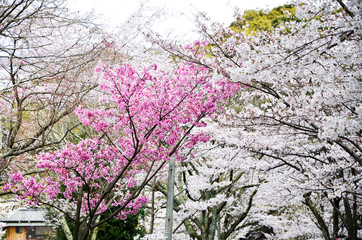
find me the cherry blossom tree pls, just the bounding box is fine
[150,137,262,240]
[5,60,239,240]
[0,1,149,238]
[151,0,361,239]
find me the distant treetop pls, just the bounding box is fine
[230,4,296,34]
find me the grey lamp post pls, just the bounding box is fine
[165,156,176,240]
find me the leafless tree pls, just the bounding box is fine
[0,0,106,186]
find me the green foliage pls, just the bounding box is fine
[95,207,147,240]
[230,4,296,34]
[51,207,146,240]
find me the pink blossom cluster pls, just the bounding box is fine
[76,62,239,159]
[6,138,145,217]
[115,196,148,220]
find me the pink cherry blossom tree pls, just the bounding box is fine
[5,60,239,240]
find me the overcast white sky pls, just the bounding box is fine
[67,0,290,39]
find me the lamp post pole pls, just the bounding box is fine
[165,157,176,240]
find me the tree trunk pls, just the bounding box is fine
[303,192,331,240]
[217,221,221,240]
[73,187,83,240]
[150,178,156,234]
[209,206,217,240]
[343,196,358,240]
[332,197,340,239]
[201,210,207,240]
[91,215,102,240]
[60,213,73,240]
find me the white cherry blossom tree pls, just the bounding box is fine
[150,0,361,238]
